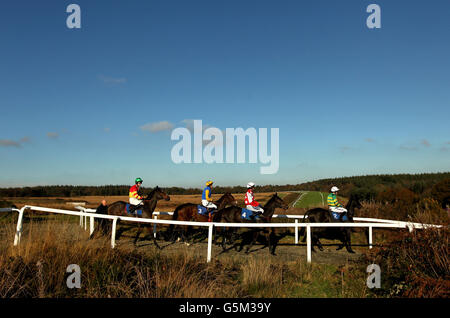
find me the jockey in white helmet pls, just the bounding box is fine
[327,186,348,221]
[244,182,264,216]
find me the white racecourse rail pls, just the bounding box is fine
[5,206,442,263]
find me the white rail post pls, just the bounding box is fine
[111,217,118,248]
[13,207,26,246]
[306,224,311,263]
[84,214,87,231]
[295,219,299,244]
[153,215,157,238]
[368,226,373,249]
[80,214,83,227]
[90,215,95,236]
[207,223,213,263]
[407,224,413,233]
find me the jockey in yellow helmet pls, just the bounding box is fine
[202,180,217,211]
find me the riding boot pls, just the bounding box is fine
[207,208,215,222]
[129,204,143,215]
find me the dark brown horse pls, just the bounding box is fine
[167,192,237,243]
[90,186,170,248]
[217,193,289,255]
[299,194,362,253]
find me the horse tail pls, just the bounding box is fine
[166,205,182,240]
[172,205,181,221]
[298,211,310,238]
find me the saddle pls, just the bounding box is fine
[197,205,217,215]
[125,204,143,216]
[331,211,348,222]
[241,208,263,221]
[197,205,217,222]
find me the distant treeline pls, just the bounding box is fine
[0,173,449,202]
[297,172,450,200]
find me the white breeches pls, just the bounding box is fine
[130,198,143,206]
[202,200,217,209]
[246,205,264,213]
[329,207,347,213]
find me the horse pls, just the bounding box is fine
[217,193,289,255]
[299,194,362,253]
[166,192,237,243]
[90,186,170,249]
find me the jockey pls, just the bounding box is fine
[327,186,348,221]
[129,178,144,210]
[202,180,217,212]
[244,182,264,216]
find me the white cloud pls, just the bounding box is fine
[140,121,174,133]
[0,136,31,147]
[0,139,21,147]
[47,132,59,139]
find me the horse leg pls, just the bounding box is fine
[317,239,324,251]
[171,225,182,242]
[232,230,241,251]
[313,233,324,251]
[93,218,108,238]
[89,219,99,239]
[182,225,193,245]
[230,228,238,245]
[116,224,128,241]
[143,224,161,250]
[166,224,176,242]
[221,228,229,251]
[221,233,227,251]
[310,234,320,253]
[133,223,142,245]
[245,230,259,254]
[238,231,250,252]
[269,230,277,255]
[310,229,324,251]
[364,228,370,246]
[213,227,220,245]
[344,229,355,253]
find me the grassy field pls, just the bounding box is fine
[292,191,350,209]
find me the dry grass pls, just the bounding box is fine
[365,227,449,297]
[2,194,447,298]
[0,217,370,298]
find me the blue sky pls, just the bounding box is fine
[0,0,449,188]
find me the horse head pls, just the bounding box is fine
[265,193,289,211]
[219,192,238,207]
[145,186,170,202]
[345,194,362,219]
